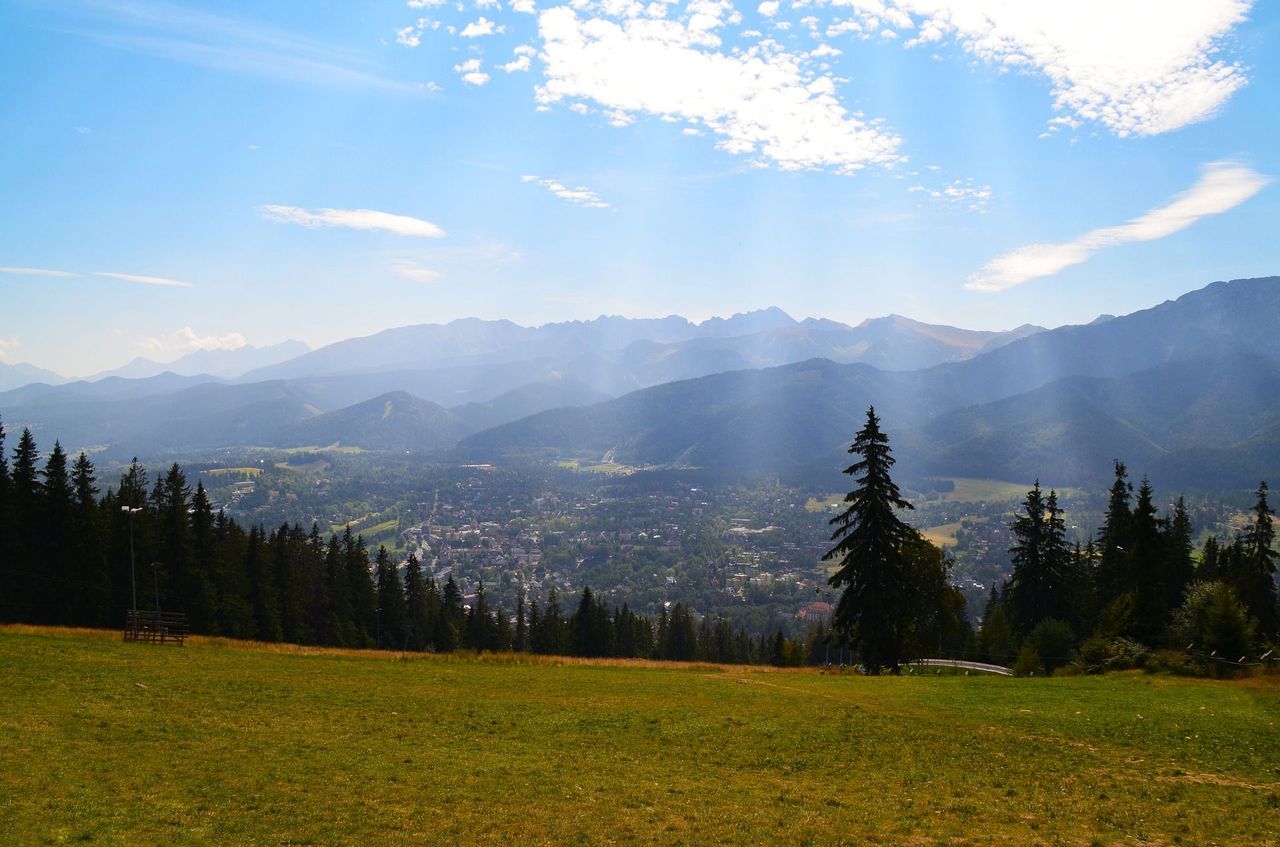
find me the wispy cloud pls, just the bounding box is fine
[0,337,19,363]
[0,266,77,277]
[261,205,447,238]
[908,178,992,213]
[968,162,1270,292]
[96,271,194,288]
[140,326,246,357]
[390,260,443,283]
[60,0,413,92]
[521,175,611,209]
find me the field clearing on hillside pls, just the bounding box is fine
[922,521,964,548]
[1,627,1277,846]
[198,467,262,478]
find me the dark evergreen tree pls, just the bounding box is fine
[345,530,377,646]
[40,442,73,623]
[1237,481,1277,640]
[246,526,282,642]
[321,533,356,646]
[1005,483,1073,635]
[70,452,110,626]
[403,553,429,651]
[822,407,917,673]
[1166,496,1196,612]
[513,592,528,652]
[9,428,41,617]
[0,418,12,621]
[374,545,407,649]
[1095,461,1132,601]
[155,464,195,623]
[1126,477,1167,643]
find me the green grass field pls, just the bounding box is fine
[2,627,1277,846]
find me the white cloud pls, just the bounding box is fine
[461,16,502,36]
[96,271,194,288]
[455,58,483,73]
[908,177,991,212]
[462,71,492,85]
[758,0,780,16]
[408,0,447,7]
[0,337,19,363]
[534,6,904,174]
[139,327,247,359]
[837,0,1250,137]
[968,162,1269,292]
[521,174,612,209]
[0,266,77,278]
[511,0,537,11]
[390,260,444,283]
[501,48,533,71]
[261,205,446,238]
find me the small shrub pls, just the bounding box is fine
[1170,581,1256,660]
[1078,636,1111,674]
[1026,619,1076,673]
[1012,644,1043,677]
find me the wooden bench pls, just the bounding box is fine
[123,610,188,645]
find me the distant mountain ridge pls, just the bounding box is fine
[86,339,311,382]
[0,361,66,392]
[3,276,1276,490]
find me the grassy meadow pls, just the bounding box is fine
[1,626,1277,846]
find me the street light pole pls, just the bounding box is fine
[122,506,142,611]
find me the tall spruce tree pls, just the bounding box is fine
[403,553,429,651]
[0,419,11,621]
[822,407,916,674]
[1126,477,1167,643]
[374,545,407,649]
[41,442,73,624]
[1238,481,1277,640]
[71,452,110,626]
[1006,483,1073,635]
[1095,461,1132,601]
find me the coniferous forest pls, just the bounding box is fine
[1,415,1275,674]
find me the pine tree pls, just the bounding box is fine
[9,428,41,618]
[322,533,356,646]
[345,531,377,646]
[41,442,73,624]
[374,545,407,649]
[246,526,282,642]
[187,482,217,633]
[1095,461,1132,601]
[513,593,528,652]
[1006,483,1073,635]
[71,452,110,626]
[155,464,194,624]
[1166,496,1196,612]
[0,418,12,621]
[1237,481,1278,639]
[403,554,429,651]
[822,407,917,674]
[1126,477,1167,643]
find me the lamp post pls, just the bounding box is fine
[121,506,143,611]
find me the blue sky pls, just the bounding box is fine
[1,0,1277,376]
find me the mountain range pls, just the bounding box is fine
[1,276,1276,490]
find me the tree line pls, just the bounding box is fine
[820,407,1276,675]
[974,464,1277,674]
[0,421,808,664]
